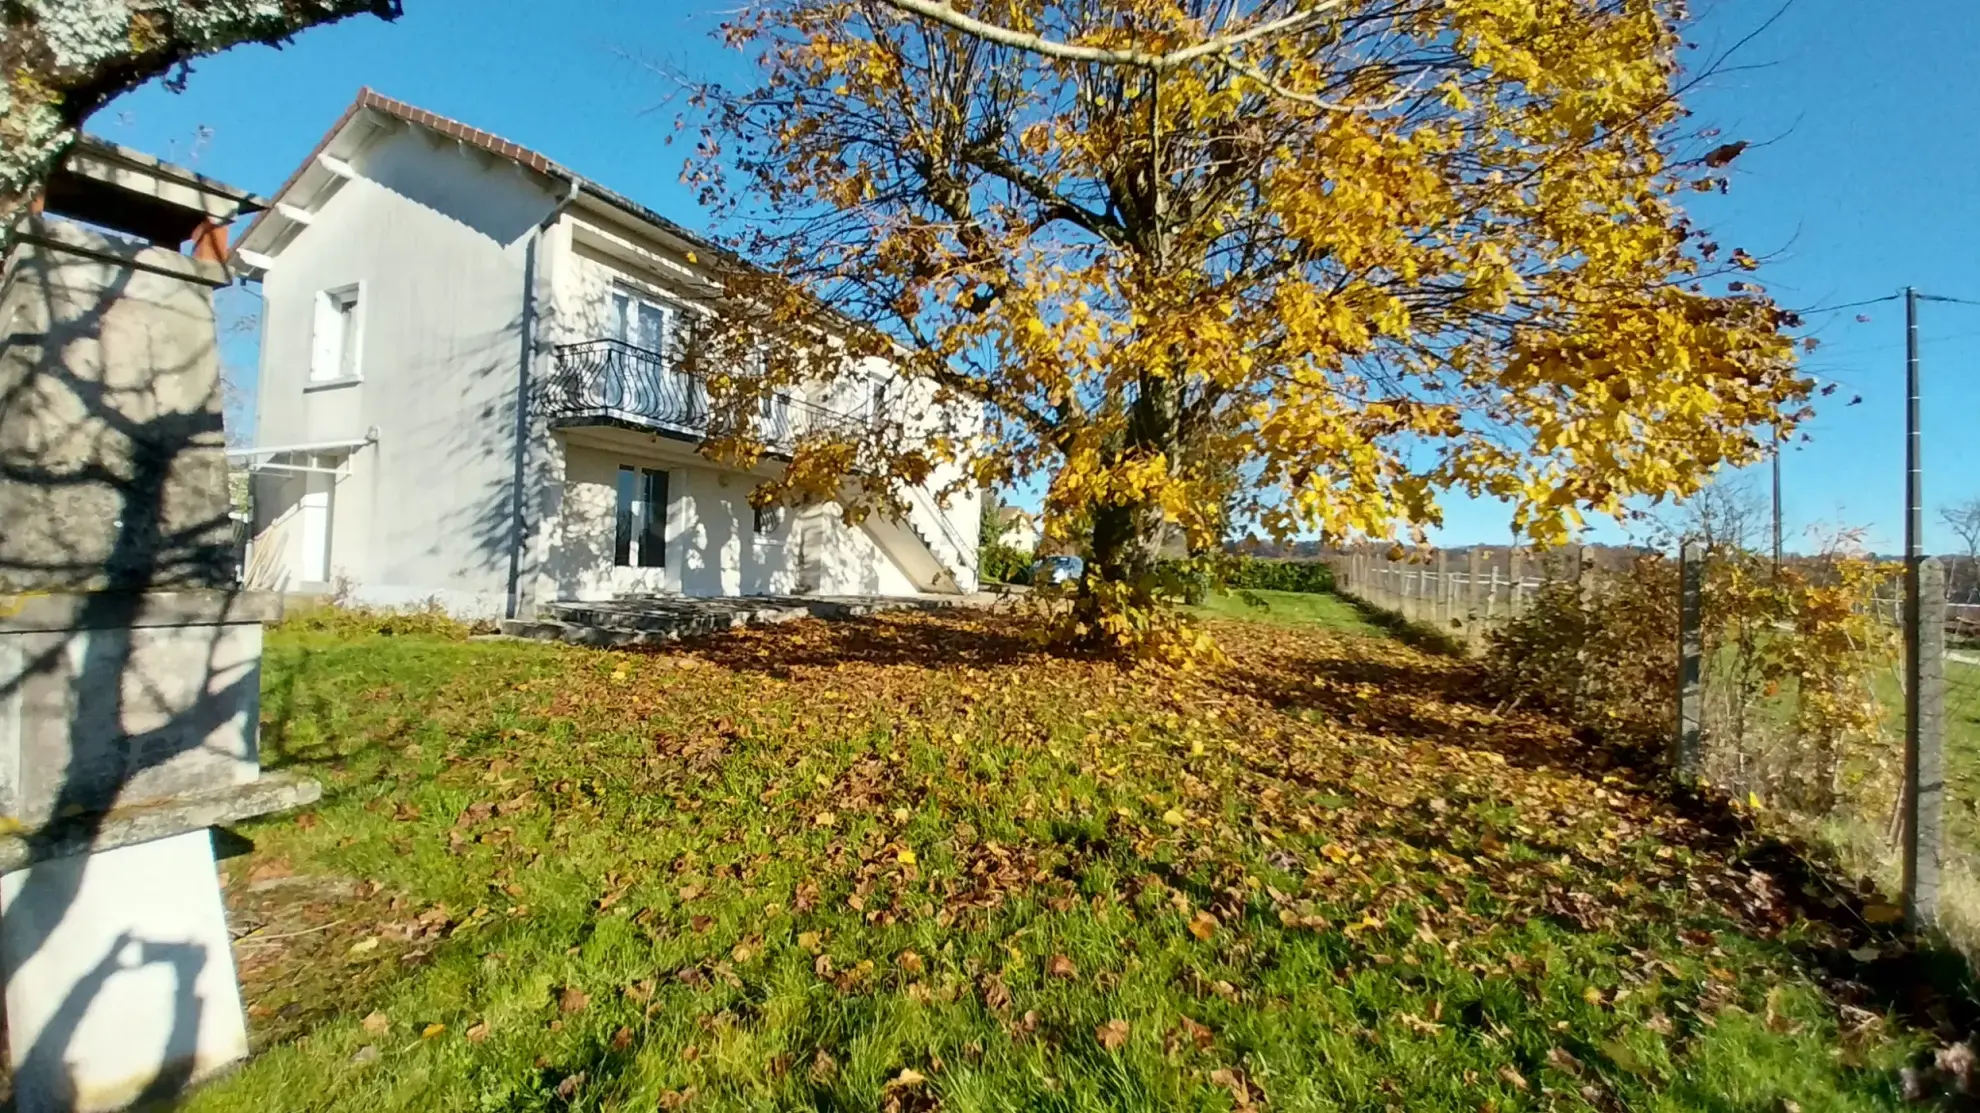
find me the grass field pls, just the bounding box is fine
[1184,588,1382,634]
[188,603,1957,1112]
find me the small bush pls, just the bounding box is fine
[1482,549,1897,804]
[980,542,1034,585]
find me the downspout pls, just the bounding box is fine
[505,176,582,620]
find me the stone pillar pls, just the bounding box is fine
[1,142,315,1111]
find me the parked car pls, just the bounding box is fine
[1034,555,1085,585]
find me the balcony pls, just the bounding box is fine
[544,337,981,584]
[543,338,856,450]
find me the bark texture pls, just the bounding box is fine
[2,0,401,234]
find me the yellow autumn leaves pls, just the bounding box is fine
[690,0,1806,640]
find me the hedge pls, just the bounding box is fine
[1224,557,1334,594]
[1156,556,1335,602]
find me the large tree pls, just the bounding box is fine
[686,0,1808,645]
[1,0,400,236]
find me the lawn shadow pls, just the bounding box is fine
[1667,788,1980,1047]
[1221,614,1980,1079]
[1331,590,1471,657]
[1215,639,1627,776]
[664,611,1058,680]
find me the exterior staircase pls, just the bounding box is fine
[867,482,978,595]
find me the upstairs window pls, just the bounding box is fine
[610,288,673,356]
[614,466,668,568]
[753,504,784,536]
[311,284,362,383]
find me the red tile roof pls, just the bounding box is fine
[235,87,732,266]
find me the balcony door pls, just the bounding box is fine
[609,289,699,426]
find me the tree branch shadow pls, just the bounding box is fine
[0,229,264,1106]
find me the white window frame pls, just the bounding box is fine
[309,282,365,386]
[609,284,678,361]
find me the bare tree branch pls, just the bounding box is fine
[1,0,402,241]
[872,0,1346,70]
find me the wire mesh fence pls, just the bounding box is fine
[1328,542,1975,944]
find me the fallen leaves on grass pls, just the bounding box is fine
[230,607,1925,1111]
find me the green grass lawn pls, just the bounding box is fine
[1184,588,1382,635]
[193,607,1946,1112]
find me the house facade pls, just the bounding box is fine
[230,89,980,619]
[997,507,1041,553]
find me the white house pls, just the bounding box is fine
[229,89,980,620]
[997,507,1040,553]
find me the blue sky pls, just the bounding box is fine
[92,0,1980,554]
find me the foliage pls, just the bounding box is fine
[187,611,1927,1111]
[1700,552,1898,814]
[1483,548,1898,811]
[979,496,1006,546]
[978,539,1032,584]
[1156,555,1332,603]
[681,0,1811,652]
[1224,556,1335,595]
[1483,556,1678,756]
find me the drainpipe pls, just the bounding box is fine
[505,177,583,621]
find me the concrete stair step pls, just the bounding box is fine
[502,595,960,647]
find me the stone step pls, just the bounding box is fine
[503,595,961,648]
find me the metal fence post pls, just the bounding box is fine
[1676,541,1704,782]
[1904,558,1947,930]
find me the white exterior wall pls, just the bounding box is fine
[252,126,563,618]
[533,208,977,599]
[539,442,915,602]
[250,127,980,616]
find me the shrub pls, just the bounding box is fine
[1227,557,1335,594]
[980,542,1033,585]
[1154,556,1334,601]
[1482,548,1897,808]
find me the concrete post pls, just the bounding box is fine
[0,143,316,1111]
[1435,549,1449,627]
[1467,546,1484,645]
[1904,558,1947,930]
[1675,542,1705,782]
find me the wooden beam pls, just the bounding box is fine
[314,153,357,180]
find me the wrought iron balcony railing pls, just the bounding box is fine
[544,338,862,450]
[544,336,979,576]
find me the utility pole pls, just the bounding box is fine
[1901,284,1927,922]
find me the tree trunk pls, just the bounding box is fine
[2,0,400,239]
[1077,372,1179,624]
[1089,499,1166,584]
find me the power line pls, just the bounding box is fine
[1798,293,1903,316]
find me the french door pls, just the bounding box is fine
[608,289,700,425]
